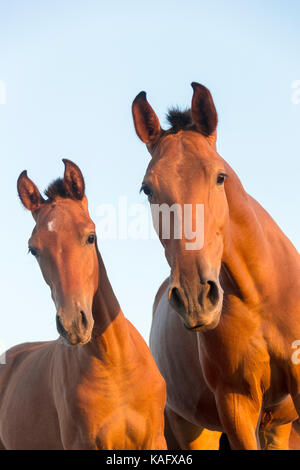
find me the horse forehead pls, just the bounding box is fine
[43,206,71,228]
[45,212,67,232]
[148,148,217,184]
[150,132,219,172]
[38,203,88,233]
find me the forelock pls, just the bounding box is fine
[166,108,193,132]
[44,178,69,201]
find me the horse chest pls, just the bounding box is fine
[94,408,152,450]
[151,292,276,430]
[63,366,163,449]
[151,297,217,425]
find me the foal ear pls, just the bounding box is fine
[191,83,218,143]
[132,91,162,144]
[17,170,44,212]
[63,159,85,200]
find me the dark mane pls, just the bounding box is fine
[44,178,69,201]
[166,107,193,132]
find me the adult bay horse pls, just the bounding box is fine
[132,83,300,450]
[0,159,166,450]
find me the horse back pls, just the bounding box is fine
[0,341,53,395]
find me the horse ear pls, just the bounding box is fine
[191,83,218,144]
[17,170,44,212]
[63,159,85,200]
[132,91,162,144]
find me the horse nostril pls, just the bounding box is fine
[56,315,67,336]
[170,287,185,310]
[206,281,219,306]
[80,311,88,329]
[198,281,219,308]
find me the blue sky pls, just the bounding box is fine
[0,0,299,351]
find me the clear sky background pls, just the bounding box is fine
[0,0,299,352]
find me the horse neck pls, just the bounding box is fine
[221,163,290,304]
[88,246,131,363]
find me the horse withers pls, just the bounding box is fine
[0,159,166,450]
[132,83,300,450]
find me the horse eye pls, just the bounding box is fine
[217,173,227,185]
[141,185,153,198]
[28,247,39,257]
[87,234,96,244]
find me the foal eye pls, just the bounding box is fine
[28,247,38,257]
[216,173,227,185]
[87,234,96,244]
[140,184,153,198]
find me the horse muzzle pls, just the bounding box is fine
[56,308,94,346]
[168,279,223,331]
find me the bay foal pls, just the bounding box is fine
[0,160,166,450]
[132,83,300,449]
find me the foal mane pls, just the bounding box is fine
[44,178,70,201]
[166,107,193,133]
[44,176,85,202]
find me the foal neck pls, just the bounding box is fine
[88,247,131,363]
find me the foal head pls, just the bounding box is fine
[132,83,229,331]
[17,160,98,346]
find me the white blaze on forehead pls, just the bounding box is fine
[48,219,56,232]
